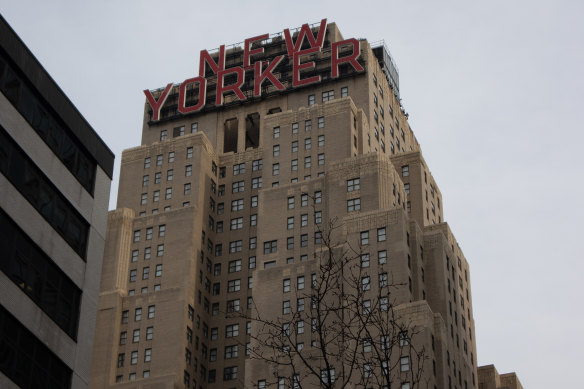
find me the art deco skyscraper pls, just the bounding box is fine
[91,20,476,389]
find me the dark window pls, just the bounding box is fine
[0,126,89,259]
[0,54,97,193]
[0,305,72,389]
[0,208,82,339]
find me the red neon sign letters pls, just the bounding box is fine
[144,19,364,121]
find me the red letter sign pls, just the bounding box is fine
[216,67,246,106]
[144,83,173,122]
[254,55,285,97]
[292,47,321,88]
[331,38,364,78]
[178,76,207,114]
[284,19,327,57]
[199,45,226,76]
[244,34,269,69]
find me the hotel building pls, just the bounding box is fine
[91,20,477,389]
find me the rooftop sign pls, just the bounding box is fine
[144,19,364,121]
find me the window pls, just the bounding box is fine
[318,117,324,128]
[378,250,387,265]
[360,231,369,245]
[156,154,163,166]
[317,134,325,148]
[400,356,410,372]
[231,163,245,177]
[142,267,150,280]
[287,238,294,251]
[224,345,238,359]
[291,159,298,171]
[148,305,155,319]
[144,348,152,362]
[380,296,389,311]
[157,244,164,256]
[314,191,322,203]
[252,159,263,171]
[318,153,325,165]
[225,324,239,337]
[297,321,304,334]
[131,351,138,365]
[301,234,308,247]
[249,237,257,249]
[228,259,242,273]
[272,163,280,176]
[131,250,139,263]
[347,178,360,191]
[232,181,244,193]
[401,383,411,389]
[273,144,280,157]
[320,368,335,384]
[290,122,299,135]
[283,300,291,314]
[297,276,305,290]
[305,138,311,150]
[362,300,371,314]
[117,353,125,367]
[341,86,348,97]
[227,299,240,313]
[362,276,371,291]
[135,308,142,321]
[227,279,241,292]
[146,327,153,340]
[283,278,291,293]
[288,196,295,209]
[229,240,242,253]
[252,177,262,189]
[230,217,243,230]
[322,90,334,102]
[399,331,409,346]
[308,94,315,106]
[146,227,153,240]
[249,257,256,269]
[347,198,361,211]
[120,331,127,345]
[191,122,198,133]
[361,253,370,268]
[264,240,277,254]
[305,156,311,168]
[144,157,151,169]
[379,272,388,287]
[287,217,294,230]
[154,264,162,277]
[291,141,298,153]
[377,227,387,242]
[273,127,280,138]
[305,119,312,131]
[129,269,137,283]
[402,165,409,177]
[160,130,168,141]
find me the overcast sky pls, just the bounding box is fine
[2,1,583,387]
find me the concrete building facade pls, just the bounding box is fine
[0,15,114,389]
[91,21,477,389]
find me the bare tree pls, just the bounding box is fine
[234,211,429,389]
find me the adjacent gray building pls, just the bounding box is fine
[0,14,114,389]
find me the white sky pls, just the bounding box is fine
[2,1,583,387]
